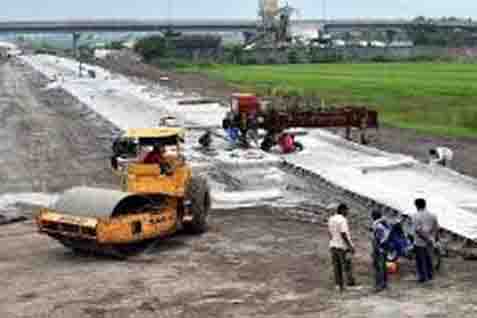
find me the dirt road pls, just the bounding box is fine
[1,209,476,318]
[0,59,116,194]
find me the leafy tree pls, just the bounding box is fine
[134,36,169,62]
[106,41,124,50]
[413,16,428,24]
[229,45,244,64]
[288,49,299,64]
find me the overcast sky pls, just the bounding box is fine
[1,0,476,20]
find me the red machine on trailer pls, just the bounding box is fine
[222,93,379,152]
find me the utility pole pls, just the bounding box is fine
[322,0,327,22]
[167,0,173,28]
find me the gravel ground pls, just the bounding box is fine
[1,209,477,318]
[0,56,476,317]
[0,59,117,194]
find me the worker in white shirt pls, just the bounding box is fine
[429,147,453,167]
[328,203,356,292]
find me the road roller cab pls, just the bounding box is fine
[112,128,189,196]
[37,128,211,258]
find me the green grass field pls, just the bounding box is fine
[194,63,477,137]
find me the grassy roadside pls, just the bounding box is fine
[184,63,477,137]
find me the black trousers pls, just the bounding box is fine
[415,245,433,282]
[330,247,355,290]
[373,250,388,289]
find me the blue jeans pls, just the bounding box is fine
[415,246,433,282]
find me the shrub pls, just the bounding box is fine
[309,51,344,63]
[227,45,244,64]
[288,50,299,64]
[265,56,279,65]
[150,57,189,70]
[134,36,170,62]
[371,55,394,63]
[407,55,439,62]
[241,56,258,65]
[105,41,124,50]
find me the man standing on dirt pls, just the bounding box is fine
[371,210,391,293]
[328,203,356,292]
[413,198,439,283]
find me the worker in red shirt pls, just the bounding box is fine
[277,133,304,154]
[143,144,167,164]
[142,143,174,175]
[112,142,172,172]
[278,133,295,154]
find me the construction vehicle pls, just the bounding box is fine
[222,93,379,152]
[37,128,211,258]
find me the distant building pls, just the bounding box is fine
[332,39,346,47]
[348,40,369,47]
[0,41,22,57]
[94,49,113,59]
[370,41,386,48]
[123,41,136,49]
[169,35,223,60]
[388,41,414,47]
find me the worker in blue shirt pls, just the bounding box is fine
[371,210,391,293]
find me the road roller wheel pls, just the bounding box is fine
[183,175,210,234]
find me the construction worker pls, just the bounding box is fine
[413,198,440,283]
[429,147,453,167]
[277,133,304,154]
[143,143,172,175]
[199,130,213,150]
[223,111,240,146]
[328,203,356,292]
[371,210,391,293]
[260,132,276,152]
[278,133,296,154]
[143,144,166,164]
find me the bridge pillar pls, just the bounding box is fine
[242,31,256,44]
[72,32,81,58]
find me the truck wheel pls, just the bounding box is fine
[294,141,304,152]
[183,176,211,234]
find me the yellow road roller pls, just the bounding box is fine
[37,128,211,257]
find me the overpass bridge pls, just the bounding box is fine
[2,18,477,56]
[323,20,477,33]
[1,19,475,34]
[0,19,261,56]
[0,19,259,34]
